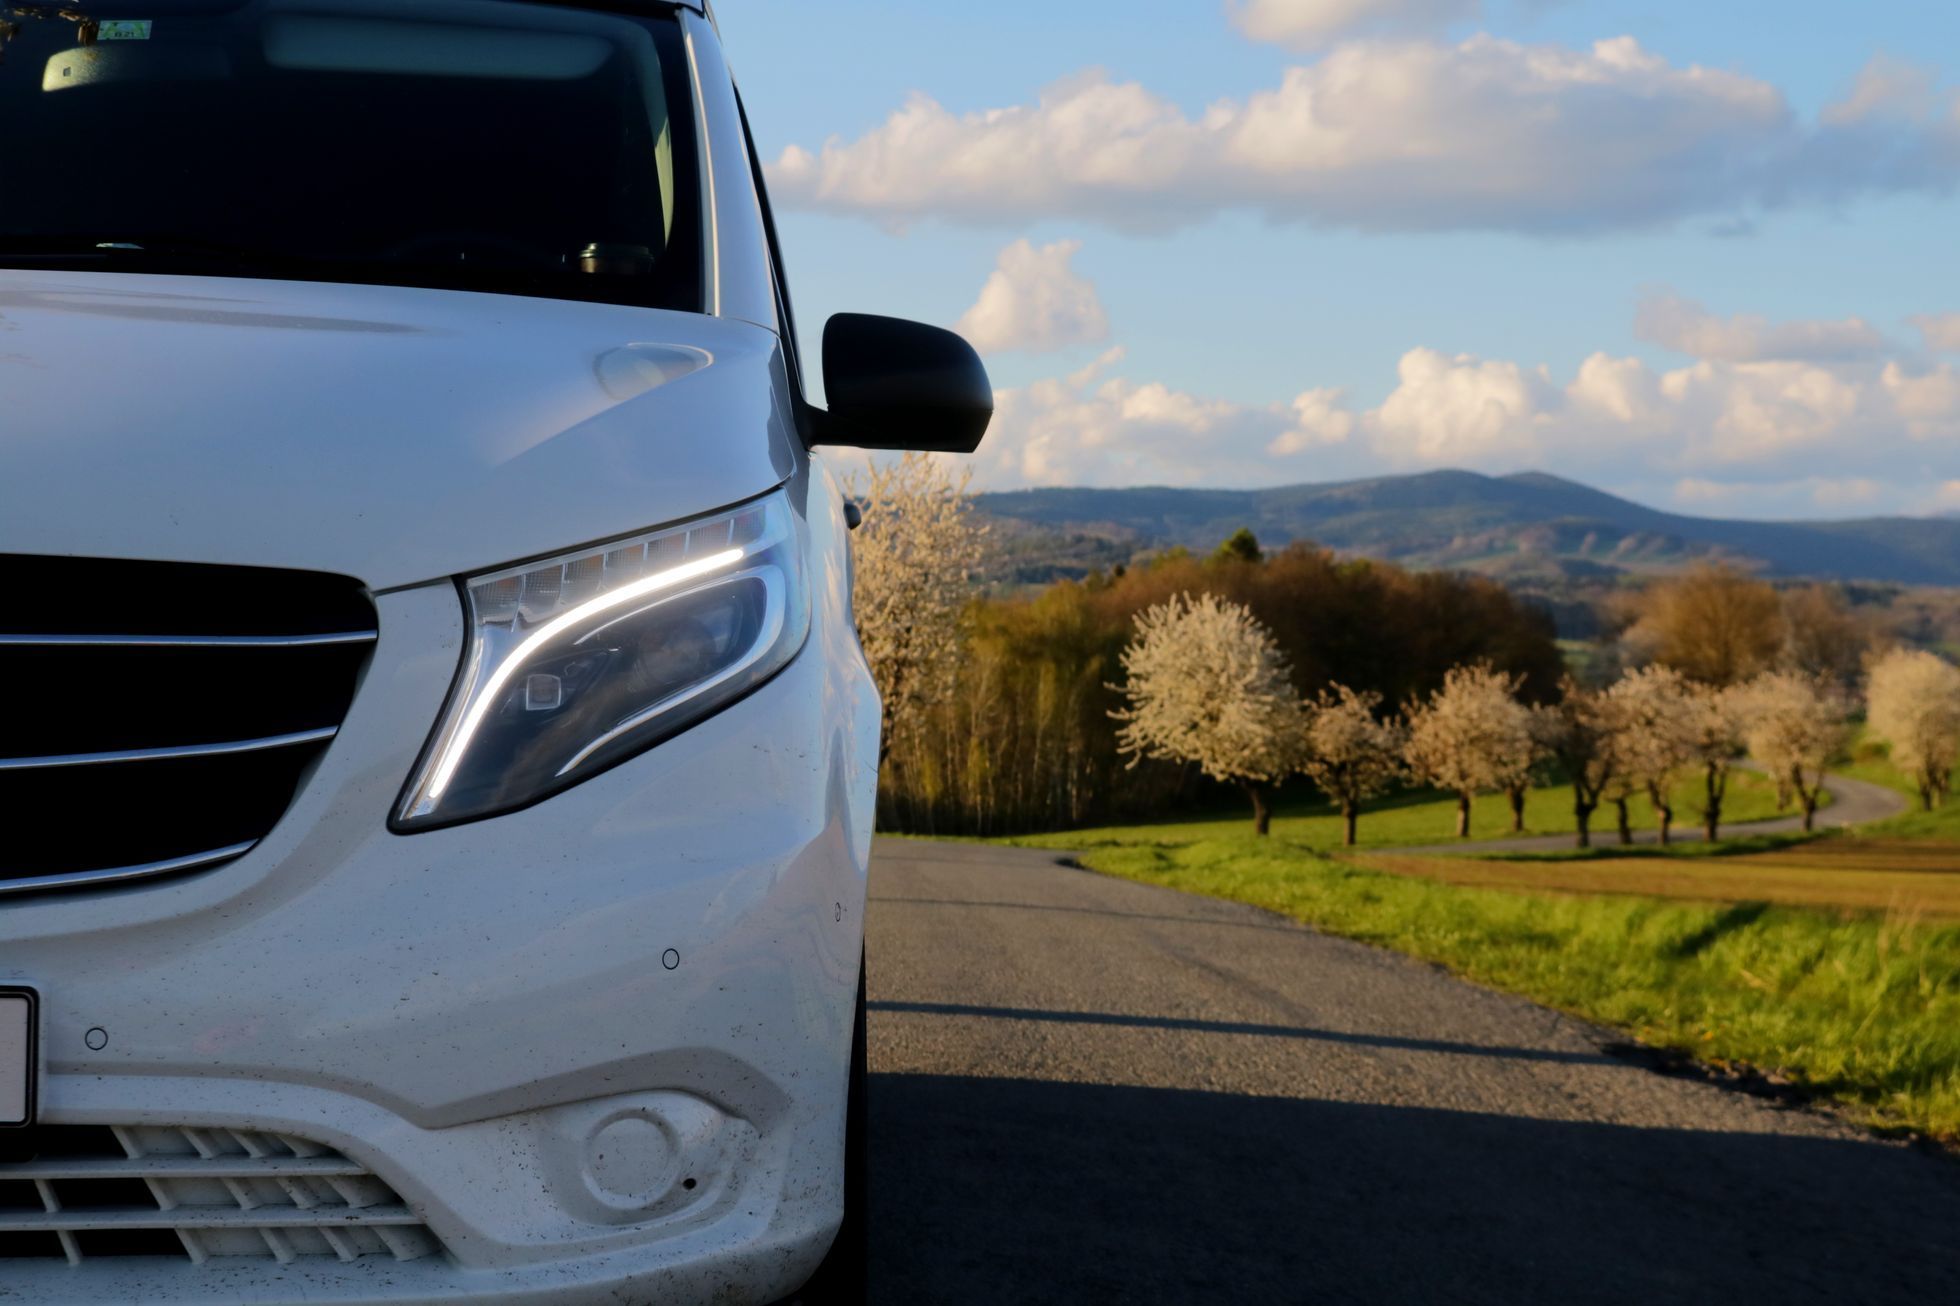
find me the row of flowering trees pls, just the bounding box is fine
[1114,591,1960,847]
[844,456,1958,840]
[848,456,1567,835]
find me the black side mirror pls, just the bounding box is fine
[814,313,992,453]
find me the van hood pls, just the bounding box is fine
[0,271,796,590]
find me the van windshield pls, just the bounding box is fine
[0,1,701,310]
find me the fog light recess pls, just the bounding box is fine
[542,1091,751,1226]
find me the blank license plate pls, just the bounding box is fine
[1,989,34,1127]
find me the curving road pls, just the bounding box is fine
[1395,770,1908,857]
[865,837,1960,1305]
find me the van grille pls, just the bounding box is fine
[0,1124,441,1264]
[0,556,375,896]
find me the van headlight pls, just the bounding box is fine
[395,488,809,830]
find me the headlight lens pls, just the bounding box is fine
[395,488,809,830]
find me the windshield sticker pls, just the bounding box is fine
[97,20,154,41]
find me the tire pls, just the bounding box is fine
[790,955,867,1304]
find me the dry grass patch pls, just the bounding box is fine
[1366,841,1960,920]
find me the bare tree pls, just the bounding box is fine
[1783,584,1870,689]
[1609,666,1700,845]
[1301,685,1405,846]
[845,453,988,765]
[1684,682,1746,840]
[1866,647,1960,810]
[1635,563,1785,686]
[1111,592,1303,835]
[1545,678,1627,850]
[1404,665,1536,839]
[1739,670,1852,832]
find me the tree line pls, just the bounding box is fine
[848,455,1960,842]
[1121,597,1956,846]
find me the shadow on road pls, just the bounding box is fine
[872,894,1313,935]
[868,1000,1616,1065]
[870,1073,1960,1305]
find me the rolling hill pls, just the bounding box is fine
[976,471,1960,586]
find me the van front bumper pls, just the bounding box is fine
[0,575,881,1304]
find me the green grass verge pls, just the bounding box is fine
[1056,833,1960,1143]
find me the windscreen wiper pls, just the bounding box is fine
[0,237,114,263]
[0,235,300,266]
[0,234,576,296]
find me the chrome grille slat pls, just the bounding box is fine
[111,1127,213,1265]
[0,1125,442,1263]
[0,631,377,649]
[0,844,256,899]
[27,1180,83,1265]
[0,1204,426,1231]
[0,555,374,894]
[0,726,339,772]
[2,1157,369,1181]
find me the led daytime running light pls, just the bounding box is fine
[418,546,742,807]
[395,489,810,829]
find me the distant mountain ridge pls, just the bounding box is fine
[975,471,1960,586]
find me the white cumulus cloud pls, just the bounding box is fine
[1790,56,1960,204]
[1821,54,1942,127]
[1364,335,1960,496]
[1635,292,1888,362]
[773,43,1960,237]
[975,349,1362,488]
[1882,361,1960,441]
[1268,388,1357,454]
[1911,313,1960,354]
[1368,349,1560,465]
[770,36,1795,235]
[1228,0,1479,48]
[967,308,1960,514]
[955,239,1110,355]
[1361,347,1940,472]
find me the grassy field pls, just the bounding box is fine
[996,753,1960,1141]
[1034,832,1960,1142]
[1836,755,1960,842]
[1013,769,1799,854]
[1348,750,1960,917]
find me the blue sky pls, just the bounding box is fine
[717,1,1960,519]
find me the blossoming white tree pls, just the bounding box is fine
[1685,681,1747,840]
[1111,592,1303,835]
[1865,648,1960,810]
[1504,704,1561,833]
[1300,684,1405,846]
[1403,665,1536,839]
[1608,666,1701,844]
[1544,678,1628,850]
[845,452,988,765]
[1598,753,1644,847]
[1739,670,1852,832]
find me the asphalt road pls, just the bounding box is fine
[865,838,1960,1305]
[1397,769,1908,857]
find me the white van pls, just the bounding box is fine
[0,3,989,1301]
